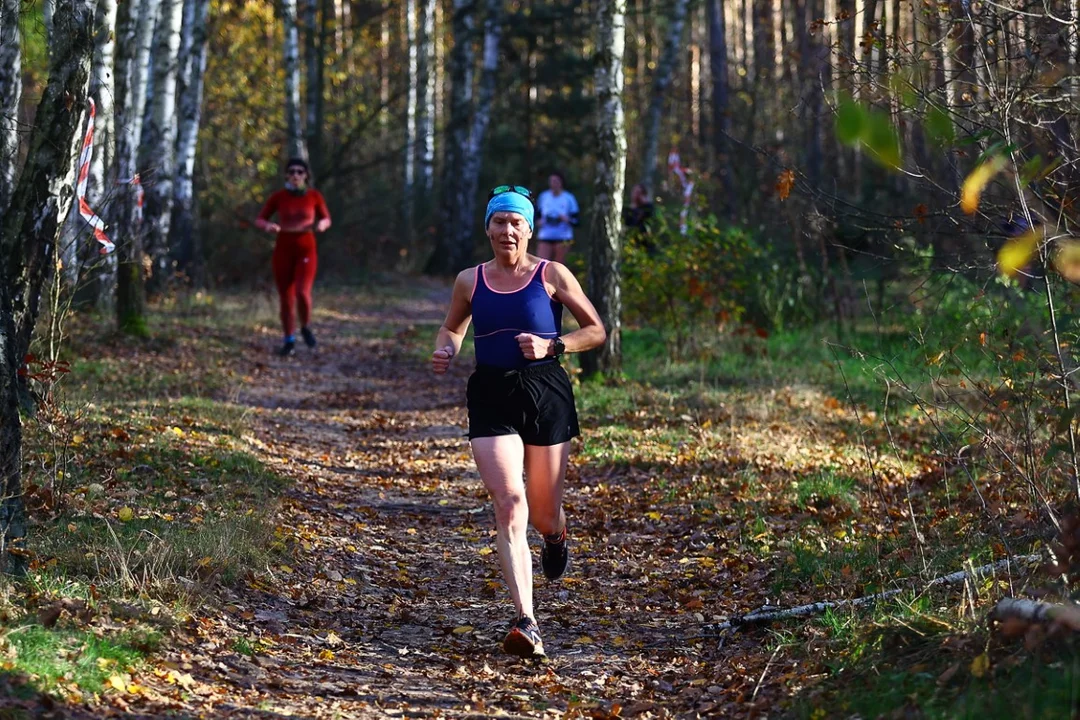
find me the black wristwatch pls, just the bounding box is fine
[552,337,566,357]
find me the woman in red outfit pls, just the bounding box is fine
[255,158,332,356]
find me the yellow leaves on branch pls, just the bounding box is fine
[1052,239,1080,282]
[960,155,1009,214]
[997,226,1042,277]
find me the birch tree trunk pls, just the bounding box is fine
[453,0,504,272]
[88,0,118,211]
[641,0,689,194]
[140,0,184,294]
[169,0,210,280]
[76,0,119,306]
[282,0,306,160]
[405,0,418,243]
[582,0,626,377]
[0,0,96,574]
[427,0,474,275]
[113,0,151,335]
[0,0,20,215]
[417,0,436,194]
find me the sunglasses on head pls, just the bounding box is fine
[489,185,532,200]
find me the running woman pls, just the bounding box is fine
[254,158,332,356]
[535,171,580,265]
[432,185,606,658]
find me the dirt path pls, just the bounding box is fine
[95,286,790,719]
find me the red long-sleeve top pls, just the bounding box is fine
[258,189,330,243]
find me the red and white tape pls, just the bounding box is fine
[76,99,114,254]
[667,150,694,234]
[116,174,143,223]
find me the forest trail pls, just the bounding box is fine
[134,284,785,719]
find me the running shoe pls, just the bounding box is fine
[503,615,545,658]
[300,326,317,349]
[541,527,568,581]
[277,339,296,357]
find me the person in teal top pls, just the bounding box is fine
[431,185,606,658]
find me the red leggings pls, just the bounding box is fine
[272,235,317,336]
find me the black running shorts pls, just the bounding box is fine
[467,361,580,446]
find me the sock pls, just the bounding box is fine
[543,527,566,545]
[284,334,295,344]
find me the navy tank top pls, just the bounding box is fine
[471,261,563,370]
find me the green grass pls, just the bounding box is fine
[793,608,1080,719]
[794,468,860,512]
[0,291,300,701]
[1,625,158,695]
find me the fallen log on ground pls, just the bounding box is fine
[990,597,1080,632]
[711,554,1043,632]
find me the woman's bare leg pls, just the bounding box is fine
[523,442,570,537]
[471,435,533,618]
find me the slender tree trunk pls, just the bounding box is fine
[139,0,184,294]
[427,0,474,275]
[641,0,690,193]
[0,0,21,215]
[751,0,774,139]
[405,0,418,244]
[417,0,436,195]
[303,0,320,173]
[169,0,210,281]
[801,0,825,187]
[74,0,119,307]
[707,0,732,213]
[582,0,626,377]
[283,0,306,160]
[88,0,118,215]
[0,0,97,574]
[113,0,151,335]
[453,0,503,272]
[379,8,391,129]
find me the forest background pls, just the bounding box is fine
[2,0,1080,716]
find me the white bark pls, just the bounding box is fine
[139,0,183,288]
[711,555,1042,631]
[405,0,418,230]
[68,0,119,295]
[169,0,210,276]
[88,0,117,207]
[282,0,306,160]
[582,0,626,376]
[43,0,56,45]
[417,0,436,193]
[0,0,21,214]
[991,597,1080,631]
[131,0,161,161]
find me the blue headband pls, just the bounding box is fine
[485,191,534,230]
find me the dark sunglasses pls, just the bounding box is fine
[489,184,532,200]
[286,168,307,175]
